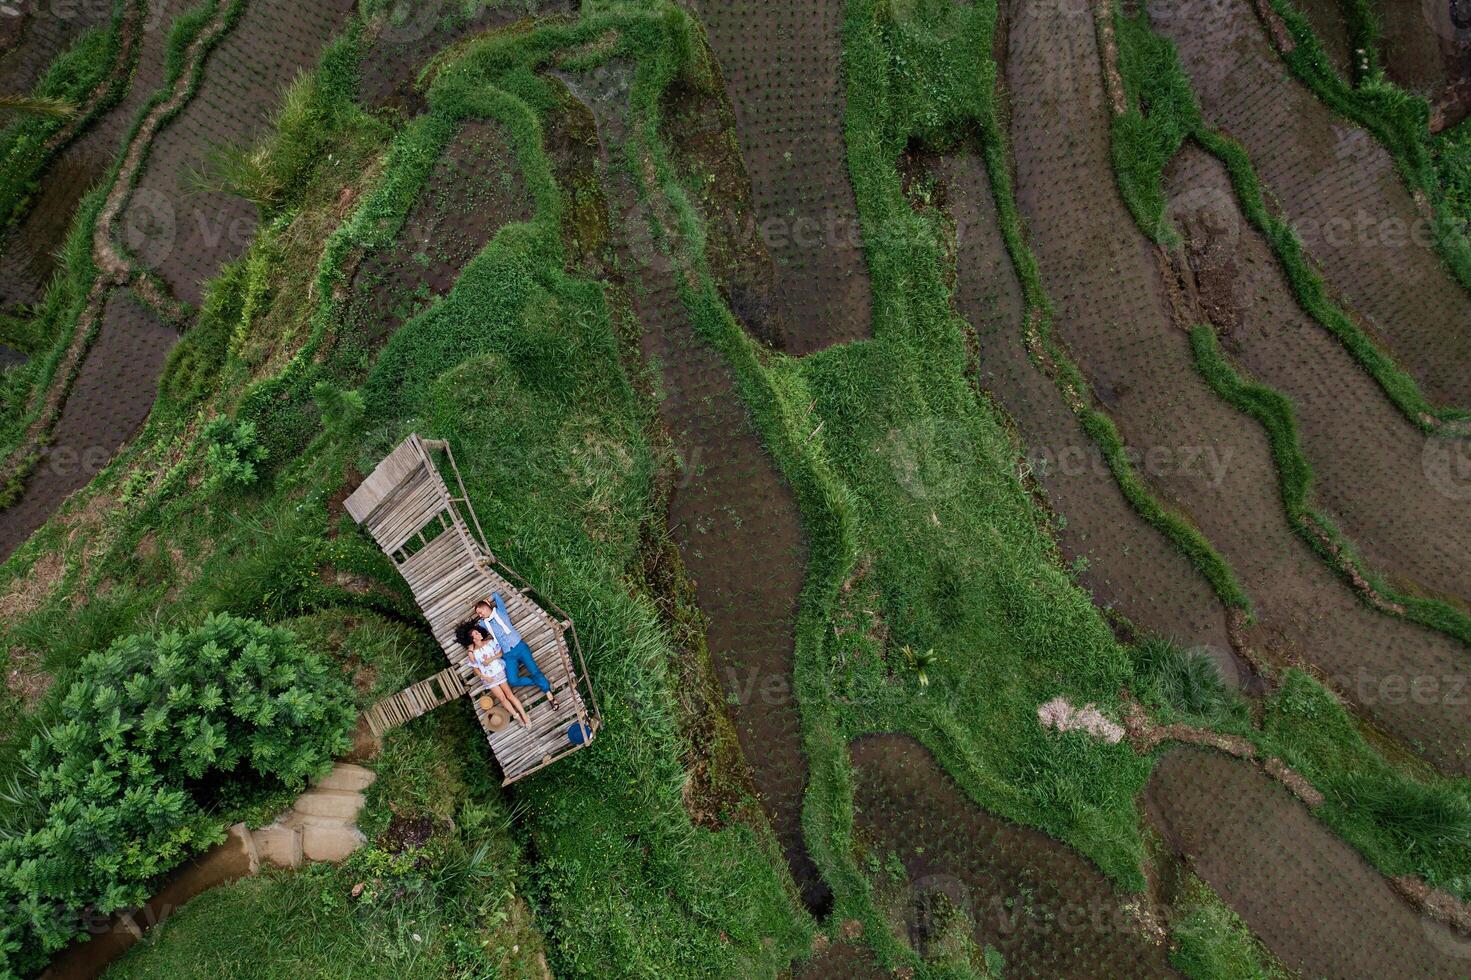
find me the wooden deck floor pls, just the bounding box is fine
[345,434,598,784]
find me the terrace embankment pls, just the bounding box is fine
[340,119,533,361]
[685,0,871,353]
[0,289,174,557]
[555,63,821,909]
[1166,144,1471,609]
[0,0,195,311]
[355,0,573,116]
[1005,0,1471,773]
[929,147,1235,666]
[1152,0,1471,408]
[852,735,1177,976]
[0,0,111,96]
[119,0,355,308]
[0,0,356,562]
[1147,747,1470,978]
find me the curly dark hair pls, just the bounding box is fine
[455,620,480,649]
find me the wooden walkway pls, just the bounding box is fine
[345,434,600,784]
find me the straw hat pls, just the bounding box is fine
[478,696,509,732]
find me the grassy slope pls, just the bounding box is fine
[4,9,811,978]
[0,0,233,501]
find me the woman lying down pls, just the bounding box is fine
[455,621,532,728]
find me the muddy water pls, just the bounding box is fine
[851,734,1178,976]
[1378,0,1471,98]
[556,64,822,909]
[1152,0,1471,408]
[0,0,197,312]
[1166,145,1471,609]
[933,148,1236,672]
[685,0,872,354]
[1147,747,1470,978]
[0,288,176,560]
[1006,0,1471,774]
[0,342,24,367]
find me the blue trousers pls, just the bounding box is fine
[503,640,550,693]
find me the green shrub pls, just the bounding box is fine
[202,417,267,492]
[0,613,354,974]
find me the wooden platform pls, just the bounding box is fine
[345,434,600,784]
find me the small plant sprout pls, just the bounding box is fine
[901,644,939,688]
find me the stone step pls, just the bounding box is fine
[316,763,376,793]
[300,822,367,863]
[291,788,366,821]
[252,823,303,870]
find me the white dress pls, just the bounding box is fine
[470,642,506,686]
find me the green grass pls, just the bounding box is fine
[0,2,127,228]
[4,8,815,977]
[1168,875,1290,980]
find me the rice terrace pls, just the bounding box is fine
[1,0,1470,975]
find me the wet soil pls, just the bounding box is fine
[1293,0,1354,77]
[1006,0,1471,773]
[1147,747,1471,978]
[795,939,888,978]
[1152,0,1471,409]
[931,147,1235,666]
[685,0,872,354]
[356,0,573,116]
[851,734,1178,976]
[0,0,195,312]
[1378,0,1471,100]
[0,288,176,559]
[119,0,356,308]
[1166,144,1471,609]
[340,119,533,361]
[0,0,111,97]
[555,63,821,909]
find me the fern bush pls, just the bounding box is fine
[0,614,355,974]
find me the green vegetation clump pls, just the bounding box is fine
[0,13,124,226]
[0,614,355,975]
[1169,876,1289,980]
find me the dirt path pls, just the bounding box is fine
[851,734,1178,976]
[1166,144,1471,609]
[1147,747,1470,978]
[556,62,821,909]
[0,0,195,312]
[1005,0,1471,774]
[931,147,1237,674]
[1151,0,1471,409]
[685,0,872,354]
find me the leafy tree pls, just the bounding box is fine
[0,614,355,974]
